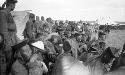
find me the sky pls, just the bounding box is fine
[0,0,125,21]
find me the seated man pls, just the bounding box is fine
[27,53,48,75]
[51,41,89,75]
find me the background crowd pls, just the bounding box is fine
[0,0,125,75]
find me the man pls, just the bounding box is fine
[46,17,53,33]
[0,0,18,75]
[41,16,45,21]
[35,16,46,40]
[23,13,36,40]
[66,34,79,58]
[40,16,45,25]
[27,54,48,75]
[36,16,40,21]
[51,41,89,75]
[51,35,63,55]
[51,40,72,75]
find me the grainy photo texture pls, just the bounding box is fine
[0,0,125,75]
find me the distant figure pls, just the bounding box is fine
[36,16,40,22]
[35,16,43,39]
[46,17,53,33]
[41,16,45,21]
[23,13,36,40]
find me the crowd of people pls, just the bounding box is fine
[0,0,125,75]
[12,12,108,75]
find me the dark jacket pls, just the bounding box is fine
[23,20,36,39]
[0,9,17,51]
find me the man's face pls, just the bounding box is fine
[32,17,35,22]
[10,3,16,11]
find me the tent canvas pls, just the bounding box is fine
[11,11,30,40]
[96,17,117,26]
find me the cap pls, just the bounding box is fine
[29,13,35,18]
[63,41,71,52]
[6,0,18,3]
[99,31,106,35]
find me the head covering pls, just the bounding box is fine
[36,16,40,21]
[99,31,106,35]
[63,41,71,52]
[46,17,53,23]
[41,16,44,21]
[1,0,17,9]
[59,21,64,25]
[29,13,35,19]
[6,0,18,3]
[74,32,80,37]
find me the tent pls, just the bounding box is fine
[11,10,30,40]
[96,17,117,26]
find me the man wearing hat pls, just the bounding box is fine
[0,0,18,75]
[23,13,36,39]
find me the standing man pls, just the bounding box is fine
[0,0,18,75]
[23,13,36,40]
[46,17,53,33]
[41,16,45,21]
